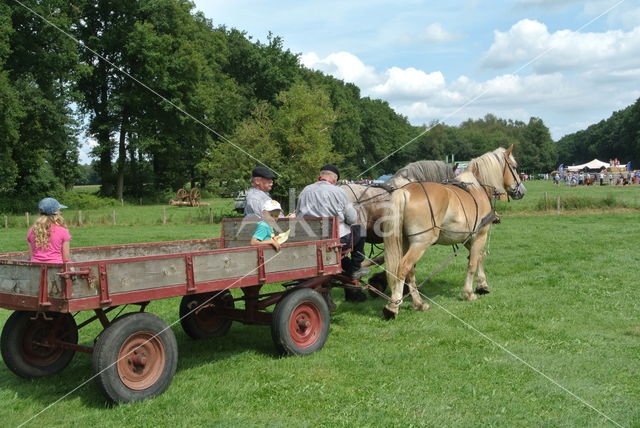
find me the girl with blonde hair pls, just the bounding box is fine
[27,198,71,263]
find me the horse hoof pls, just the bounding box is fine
[383,306,398,320]
[413,303,430,311]
[475,287,490,295]
[463,292,478,302]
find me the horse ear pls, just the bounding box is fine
[505,144,514,157]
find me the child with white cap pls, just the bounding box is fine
[250,199,283,251]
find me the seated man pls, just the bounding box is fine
[244,166,277,219]
[296,164,369,302]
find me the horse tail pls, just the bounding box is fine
[383,188,407,287]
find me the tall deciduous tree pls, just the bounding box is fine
[198,82,336,202]
[2,0,80,211]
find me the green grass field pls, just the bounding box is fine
[1,212,638,426]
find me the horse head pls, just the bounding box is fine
[468,145,527,200]
[502,145,527,200]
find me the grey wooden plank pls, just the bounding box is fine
[107,258,187,293]
[223,218,335,248]
[264,245,317,273]
[72,240,221,262]
[193,251,259,282]
[0,265,41,296]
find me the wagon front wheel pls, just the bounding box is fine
[271,288,330,356]
[179,290,234,339]
[92,312,177,403]
[1,311,78,379]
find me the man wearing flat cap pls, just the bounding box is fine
[296,164,369,301]
[244,166,279,219]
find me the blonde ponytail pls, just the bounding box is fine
[32,213,66,249]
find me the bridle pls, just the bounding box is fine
[493,152,521,201]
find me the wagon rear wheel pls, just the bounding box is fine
[271,288,330,356]
[92,312,177,403]
[179,290,235,339]
[1,311,78,379]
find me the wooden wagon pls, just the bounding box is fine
[0,217,353,403]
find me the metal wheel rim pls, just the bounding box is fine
[194,304,226,332]
[117,331,166,390]
[288,302,322,348]
[21,320,63,366]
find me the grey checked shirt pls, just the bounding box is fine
[296,180,357,237]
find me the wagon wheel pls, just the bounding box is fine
[0,311,78,379]
[189,188,201,206]
[92,312,177,403]
[271,288,330,356]
[179,290,234,339]
[176,188,188,201]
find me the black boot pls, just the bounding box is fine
[344,286,367,302]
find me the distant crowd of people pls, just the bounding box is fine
[553,171,640,186]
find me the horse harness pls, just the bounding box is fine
[405,179,497,240]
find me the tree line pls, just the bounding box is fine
[0,0,589,211]
[556,98,640,168]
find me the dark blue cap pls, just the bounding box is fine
[38,198,68,215]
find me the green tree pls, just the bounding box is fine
[2,0,81,211]
[198,82,336,202]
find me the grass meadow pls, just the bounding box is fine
[0,209,639,426]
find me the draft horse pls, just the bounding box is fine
[382,145,526,319]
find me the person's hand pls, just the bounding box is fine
[286,212,296,218]
[271,239,281,251]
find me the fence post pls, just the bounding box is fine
[4,215,7,229]
[25,212,29,227]
[78,210,83,226]
[209,207,213,224]
[556,196,561,215]
[163,207,167,225]
[544,192,548,210]
[112,210,116,226]
[288,188,296,214]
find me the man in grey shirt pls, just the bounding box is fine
[244,166,277,219]
[297,165,369,301]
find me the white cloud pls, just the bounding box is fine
[482,19,640,74]
[370,67,446,101]
[420,23,461,43]
[300,51,379,88]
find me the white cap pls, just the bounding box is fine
[262,199,282,212]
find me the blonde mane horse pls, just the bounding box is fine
[382,145,526,319]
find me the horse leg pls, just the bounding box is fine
[384,242,430,319]
[406,266,430,312]
[462,233,488,301]
[475,249,490,294]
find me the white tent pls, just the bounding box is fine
[566,159,610,172]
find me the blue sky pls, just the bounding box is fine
[191,0,640,140]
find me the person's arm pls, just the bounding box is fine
[26,229,33,261]
[338,189,357,225]
[62,240,71,262]
[251,222,281,251]
[251,237,281,251]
